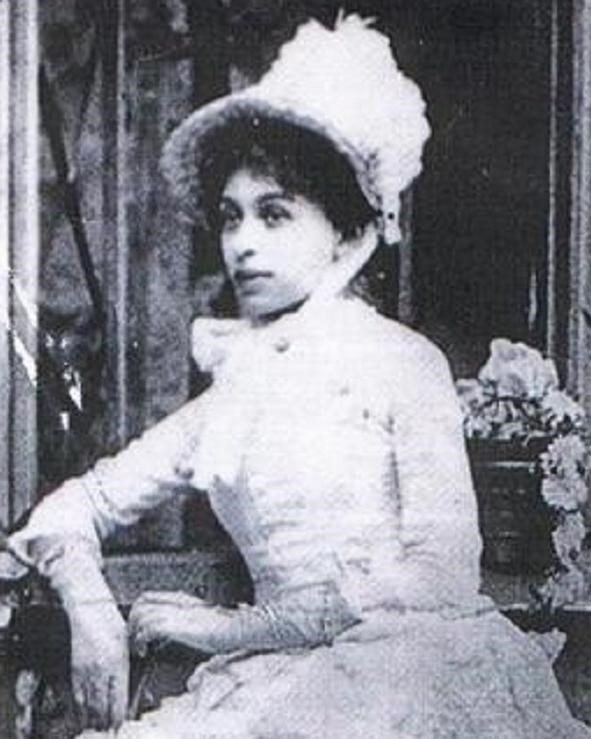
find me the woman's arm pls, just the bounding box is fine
[129,582,360,656]
[7,393,213,729]
[10,392,210,574]
[387,339,483,611]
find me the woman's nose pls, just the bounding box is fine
[226,218,261,263]
[234,243,256,263]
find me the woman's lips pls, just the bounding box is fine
[234,269,273,287]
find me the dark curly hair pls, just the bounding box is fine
[199,115,376,242]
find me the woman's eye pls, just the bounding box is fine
[260,204,291,228]
[218,204,241,232]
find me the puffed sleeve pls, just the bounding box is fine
[388,339,483,611]
[10,391,213,578]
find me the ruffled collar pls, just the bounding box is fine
[191,227,379,373]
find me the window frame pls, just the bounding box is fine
[0,0,40,526]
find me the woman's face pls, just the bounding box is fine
[218,168,341,319]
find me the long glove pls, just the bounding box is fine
[128,581,359,657]
[12,532,129,731]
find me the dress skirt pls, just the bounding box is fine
[79,609,590,738]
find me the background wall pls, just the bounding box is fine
[35,0,560,538]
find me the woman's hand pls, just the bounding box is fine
[68,599,129,731]
[8,529,130,731]
[128,590,234,656]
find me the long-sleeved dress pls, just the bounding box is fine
[24,295,590,738]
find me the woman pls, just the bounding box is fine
[10,15,590,738]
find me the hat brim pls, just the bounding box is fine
[161,93,379,227]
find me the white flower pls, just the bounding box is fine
[540,435,588,481]
[551,511,587,562]
[478,338,558,400]
[456,378,486,409]
[463,415,494,439]
[542,477,581,511]
[540,389,586,430]
[494,419,528,440]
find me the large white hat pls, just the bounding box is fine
[162,13,430,245]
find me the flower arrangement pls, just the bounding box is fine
[456,339,589,603]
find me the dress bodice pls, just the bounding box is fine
[23,296,485,620]
[188,297,484,617]
[205,350,404,613]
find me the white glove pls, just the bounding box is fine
[129,590,231,656]
[68,597,129,730]
[9,529,129,731]
[129,583,358,657]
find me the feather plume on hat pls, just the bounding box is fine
[162,13,430,245]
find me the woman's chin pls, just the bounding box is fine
[238,295,308,322]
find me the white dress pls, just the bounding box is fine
[25,295,590,738]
